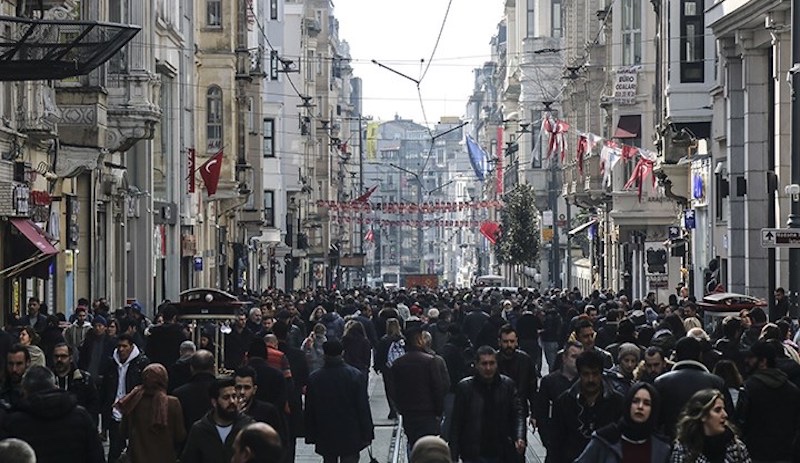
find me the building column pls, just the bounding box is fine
[724,39,746,293]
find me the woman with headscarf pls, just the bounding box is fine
[575,382,671,463]
[670,388,751,463]
[117,363,186,463]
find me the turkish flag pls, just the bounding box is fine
[480,221,501,244]
[199,150,224,196]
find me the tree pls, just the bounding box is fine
[495,183,540,266]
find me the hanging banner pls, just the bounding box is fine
[366,122,379,161]
[187,148,196,193]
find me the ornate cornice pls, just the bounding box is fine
[55,145,106,178]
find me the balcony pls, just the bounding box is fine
[18,82,60,140]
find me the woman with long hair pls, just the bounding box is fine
[17,326,45,367]
[116,363,186,463]
[670,388,751,463]
[342,320,371,374]
[575,382,671,463]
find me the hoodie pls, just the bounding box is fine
[738,367,800,461]
[112,344,141,421]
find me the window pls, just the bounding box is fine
[531,109,542,168]
[263,118,275,157]
[551,0,562,38]
[306,50,315,81]
[206,86,222,151]
[207,0,221,27]
[527,0,536,38]
[269,50,279,80]
[270,0,278,20]
[621,0,642,65]
[247,97,255,134]
[264,190,275,227]
[680,0,704,82]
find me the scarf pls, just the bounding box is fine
[115,363,170,429]
[702,428,733,463]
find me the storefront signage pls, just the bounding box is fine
[614,67,639,105]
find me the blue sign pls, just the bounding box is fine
[684,210,696,230]
[668,226,681,240]
[193,257,203,271]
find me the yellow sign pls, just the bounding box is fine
[366,122,379,161]
[542,228,554,242]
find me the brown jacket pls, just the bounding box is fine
[121,394,186,463]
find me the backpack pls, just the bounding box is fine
[386,339,406,368]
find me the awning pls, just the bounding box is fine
[10,219,58,255]
[614,115,641,139]
[568,218,599,236]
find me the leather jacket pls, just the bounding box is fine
[449,374,526,461]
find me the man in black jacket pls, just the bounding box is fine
[174,349,218,432]
[52,343,99,426]
[305,340,374,463]
[551,349,623,463]
[245,340,288,414]
[146,304,189,367]
[533,341,580,463]
[234,366,289,459]
[496,325,537,425]
[449,345,526,462]
[736,339,800,462]
[2,365,104,463]
[654,336,730,438]
[391,327,450,450]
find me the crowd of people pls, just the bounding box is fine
[0,284,797,463]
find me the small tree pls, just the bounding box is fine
[495,183,540,266]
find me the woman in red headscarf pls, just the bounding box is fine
[116,363,186,463]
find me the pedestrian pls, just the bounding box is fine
[496,325,537,433]
[375,317,404,420]
[64,305,92,358]
[551,349,624,463]
[146,304,189,368]
[173,349,217,433]
[181,376,254,463]
[670,389,751,463]
[533,341,581,462]
[342,320,371,374]
[305,340,374,463]
[302,323,327,373]
[574,382,670,463]
[0,344,31,407]
[18,297,47,333]
[234,366,290,456]
[410,435,452,463]
[2,365,104,463]
[78,315,116,379]
[102,332,150,463]
[117,363,187,463]
[231,422,284,463]
[391,327,450,450]
[634,346,671,384]
[735,339,800,462]
[448,345,526,462]
[169,340,196,393]
[244,340,288,414]
[17,326,45,367]
[52,342,100,425]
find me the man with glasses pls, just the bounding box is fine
[52,342,99,426]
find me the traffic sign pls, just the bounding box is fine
[761,228,800,248]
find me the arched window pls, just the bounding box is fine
[207,86,222,151]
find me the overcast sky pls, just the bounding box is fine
[334,0,503,126]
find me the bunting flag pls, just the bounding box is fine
[545,116,570,161]
[621,144,639,162]
[623,158,656,200]
[364,228,375,243]
[199,150,224,196]
[479,221,501,244]
[330,215,485,228]
[465,135,488,181]
[317,199,504,213]
[600,141,622,187]
[353,185,378,203]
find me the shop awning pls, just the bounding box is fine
[568,218,599,236]
[10,218,58,255]
[614,115,641,139]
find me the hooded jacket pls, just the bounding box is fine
[736,367,800,461]
[102,344,150,422]
[2,388,104,463]
[574,425,671,463]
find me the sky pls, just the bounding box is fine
[334,0,503,126]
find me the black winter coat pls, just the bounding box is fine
[449,374,526,461]
[551,381,623,463]
[101,350,150,420]
[497,349,537,417]
[462,309,489,347]
[532,371,574,449]
[2,388,104,463]
[305,357,374,457]
[391,348,450,417]
[55,367,100,422]
[654,360,729,438]
[736,368,800,461]
[145,322,189,367]
[173,372,217,432]
[342,332,372,374]
[248,357,289,412]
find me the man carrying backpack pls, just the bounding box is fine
[375,318,405,420]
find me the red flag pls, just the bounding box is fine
[354,185,378,203]
[479,221,501,244]
[364,229,375,242]
[199,150,224,196]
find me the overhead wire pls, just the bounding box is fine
[419,0,454,84]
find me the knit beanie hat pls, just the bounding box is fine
[617,342,641,361]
